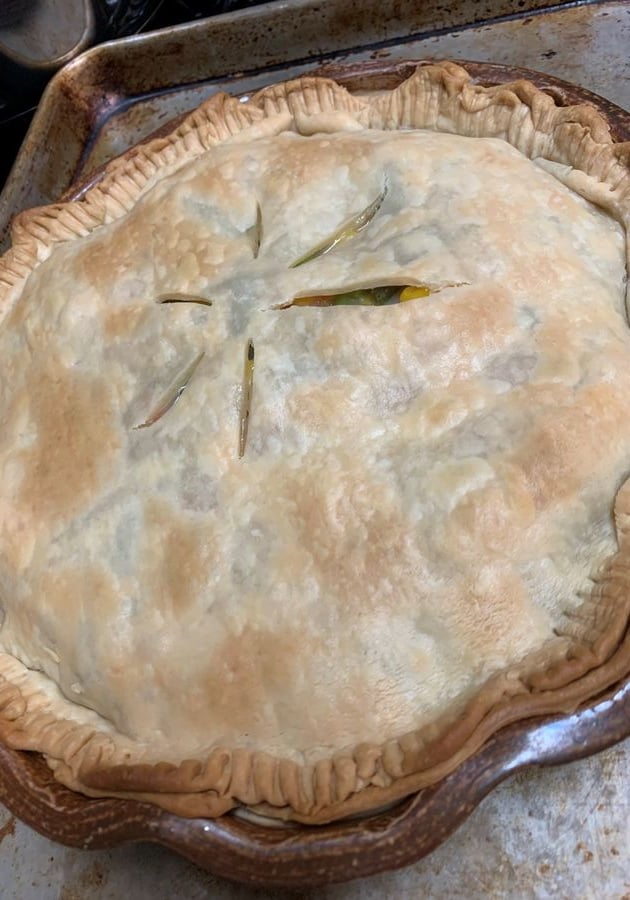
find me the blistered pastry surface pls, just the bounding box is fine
[0,128,627,759]
[0,63,628,822]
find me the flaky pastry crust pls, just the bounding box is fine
[0,62,629,824]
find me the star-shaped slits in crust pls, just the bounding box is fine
[131,183,444,456]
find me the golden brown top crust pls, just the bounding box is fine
[0,62,629,824]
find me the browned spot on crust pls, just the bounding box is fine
[36,566,119,635]
[445,565,543,659]
[442,286,515,364]
[142,499,217,616]
[18,362,120,524]
[279,462,411,612]
[73,214,142,289]
[287,380,363,432]
[200,625,304,738]
[447,464,536,556]
[512,384,630,510]
[104,304,147,340]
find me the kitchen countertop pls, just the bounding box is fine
[1,1,629,897]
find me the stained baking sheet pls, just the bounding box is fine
[1,0,629,251]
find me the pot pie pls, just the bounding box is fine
[0,62,629,825]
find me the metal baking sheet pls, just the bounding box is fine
[1,0,627,251]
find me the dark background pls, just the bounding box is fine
[0,0,269,189]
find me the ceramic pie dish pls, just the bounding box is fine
[0,59,629,885]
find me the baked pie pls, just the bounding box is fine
[0,62,629,825]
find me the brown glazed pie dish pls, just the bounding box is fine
[0,59,629,886]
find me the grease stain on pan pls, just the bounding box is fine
[0,815,15,845]
[59,862,107,900]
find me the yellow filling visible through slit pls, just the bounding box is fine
[290,284,433,307]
